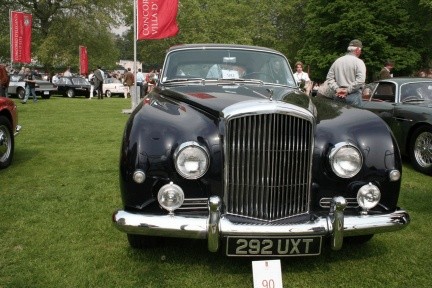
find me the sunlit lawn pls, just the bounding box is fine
[0,95,431,287]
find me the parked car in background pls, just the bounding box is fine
[7,74,57,99]
[103,78,126,97]
[0,96,21,168]
[113,44,410,257]
[56,76,91,98]
[362,77,432,175]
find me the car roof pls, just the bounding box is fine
[167,43,282,54]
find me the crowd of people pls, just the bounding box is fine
[0,63,161,101]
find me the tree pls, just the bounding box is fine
[297,0,432,82]
[0,0,131,72]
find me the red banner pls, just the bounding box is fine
[79,46,88,75]
[10,11,32,63]
[137,0,179,40]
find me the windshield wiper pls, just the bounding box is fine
[163,78,205,84]
[218,78,264,85]
[402,98,425,103]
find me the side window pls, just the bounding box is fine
[372,83,395,102]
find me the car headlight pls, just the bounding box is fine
[329,142,363,178]
[174,141,209,179]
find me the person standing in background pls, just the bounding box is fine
[326,39,366,107]
[63,67,72,77]
[22,68,37,104]
[379,60,394,80]
[88,71,95,99]
[136,68,145,98]
[93,66,104,99]
[123,68,134,99]
[294,61,310,88]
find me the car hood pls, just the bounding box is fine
[158,84,313,117]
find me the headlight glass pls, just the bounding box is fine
[329,142,363,178]
[158,182,184,213]
[174,141,209,179]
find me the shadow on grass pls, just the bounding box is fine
[124,234,389,272]
[12,146,42,167]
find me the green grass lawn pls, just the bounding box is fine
[1,96,431,288]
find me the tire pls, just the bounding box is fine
[344,234,374,244]
[41,93,51,99]
[0,116,14,169]
[105,90,112,98]
[409,126,432,175]
[127,234,163,249]
[17,88,25,100]
[66,89,75,98]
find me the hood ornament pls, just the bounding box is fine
[266,88,274,101]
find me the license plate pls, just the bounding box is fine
[44,91,49,95]
[226,236,322,257]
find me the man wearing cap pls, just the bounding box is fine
[379,60,394,80]
[326,39,366,107]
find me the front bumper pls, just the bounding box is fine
[113,196,410,252]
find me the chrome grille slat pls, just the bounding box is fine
[226,112,313,222]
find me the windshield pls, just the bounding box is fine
[400,82,432,102]
[161,48,296,86]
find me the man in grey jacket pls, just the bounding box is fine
[326,39,366,107]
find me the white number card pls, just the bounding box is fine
[252,259,283,288]
[221,69,239,79]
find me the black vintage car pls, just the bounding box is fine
[113,44,410,257]
[56,76,91,98]
[362,78,432,175]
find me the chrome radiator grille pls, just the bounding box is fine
[225,112,313,221]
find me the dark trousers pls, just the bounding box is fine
[96,83,103,99]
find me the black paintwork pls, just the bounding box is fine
[119,82,402,218]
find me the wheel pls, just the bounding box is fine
[17,88,25,99]
[105,90,112,97]
[41,93,51,99]
[344,234,374,244]
[66,89,75,98]
[127,234,163,249]
[0,116,14,169]
[409,126,432,174]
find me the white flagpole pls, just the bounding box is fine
[123,0,138,113]
[132,0,138,110]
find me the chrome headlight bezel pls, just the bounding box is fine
[174,141,210,179]
[329,142,363,178]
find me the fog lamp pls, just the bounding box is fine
[389,169,401,182]
[157,182,184,214]
[133,170,146,184]
[357,183,381,213]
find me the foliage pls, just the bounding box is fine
[0,0,431,80]
[0,0,130,72]
[298,0,432,81]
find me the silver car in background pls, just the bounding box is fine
[7,74,57,99]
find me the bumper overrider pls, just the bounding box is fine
[113,196,410,254]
